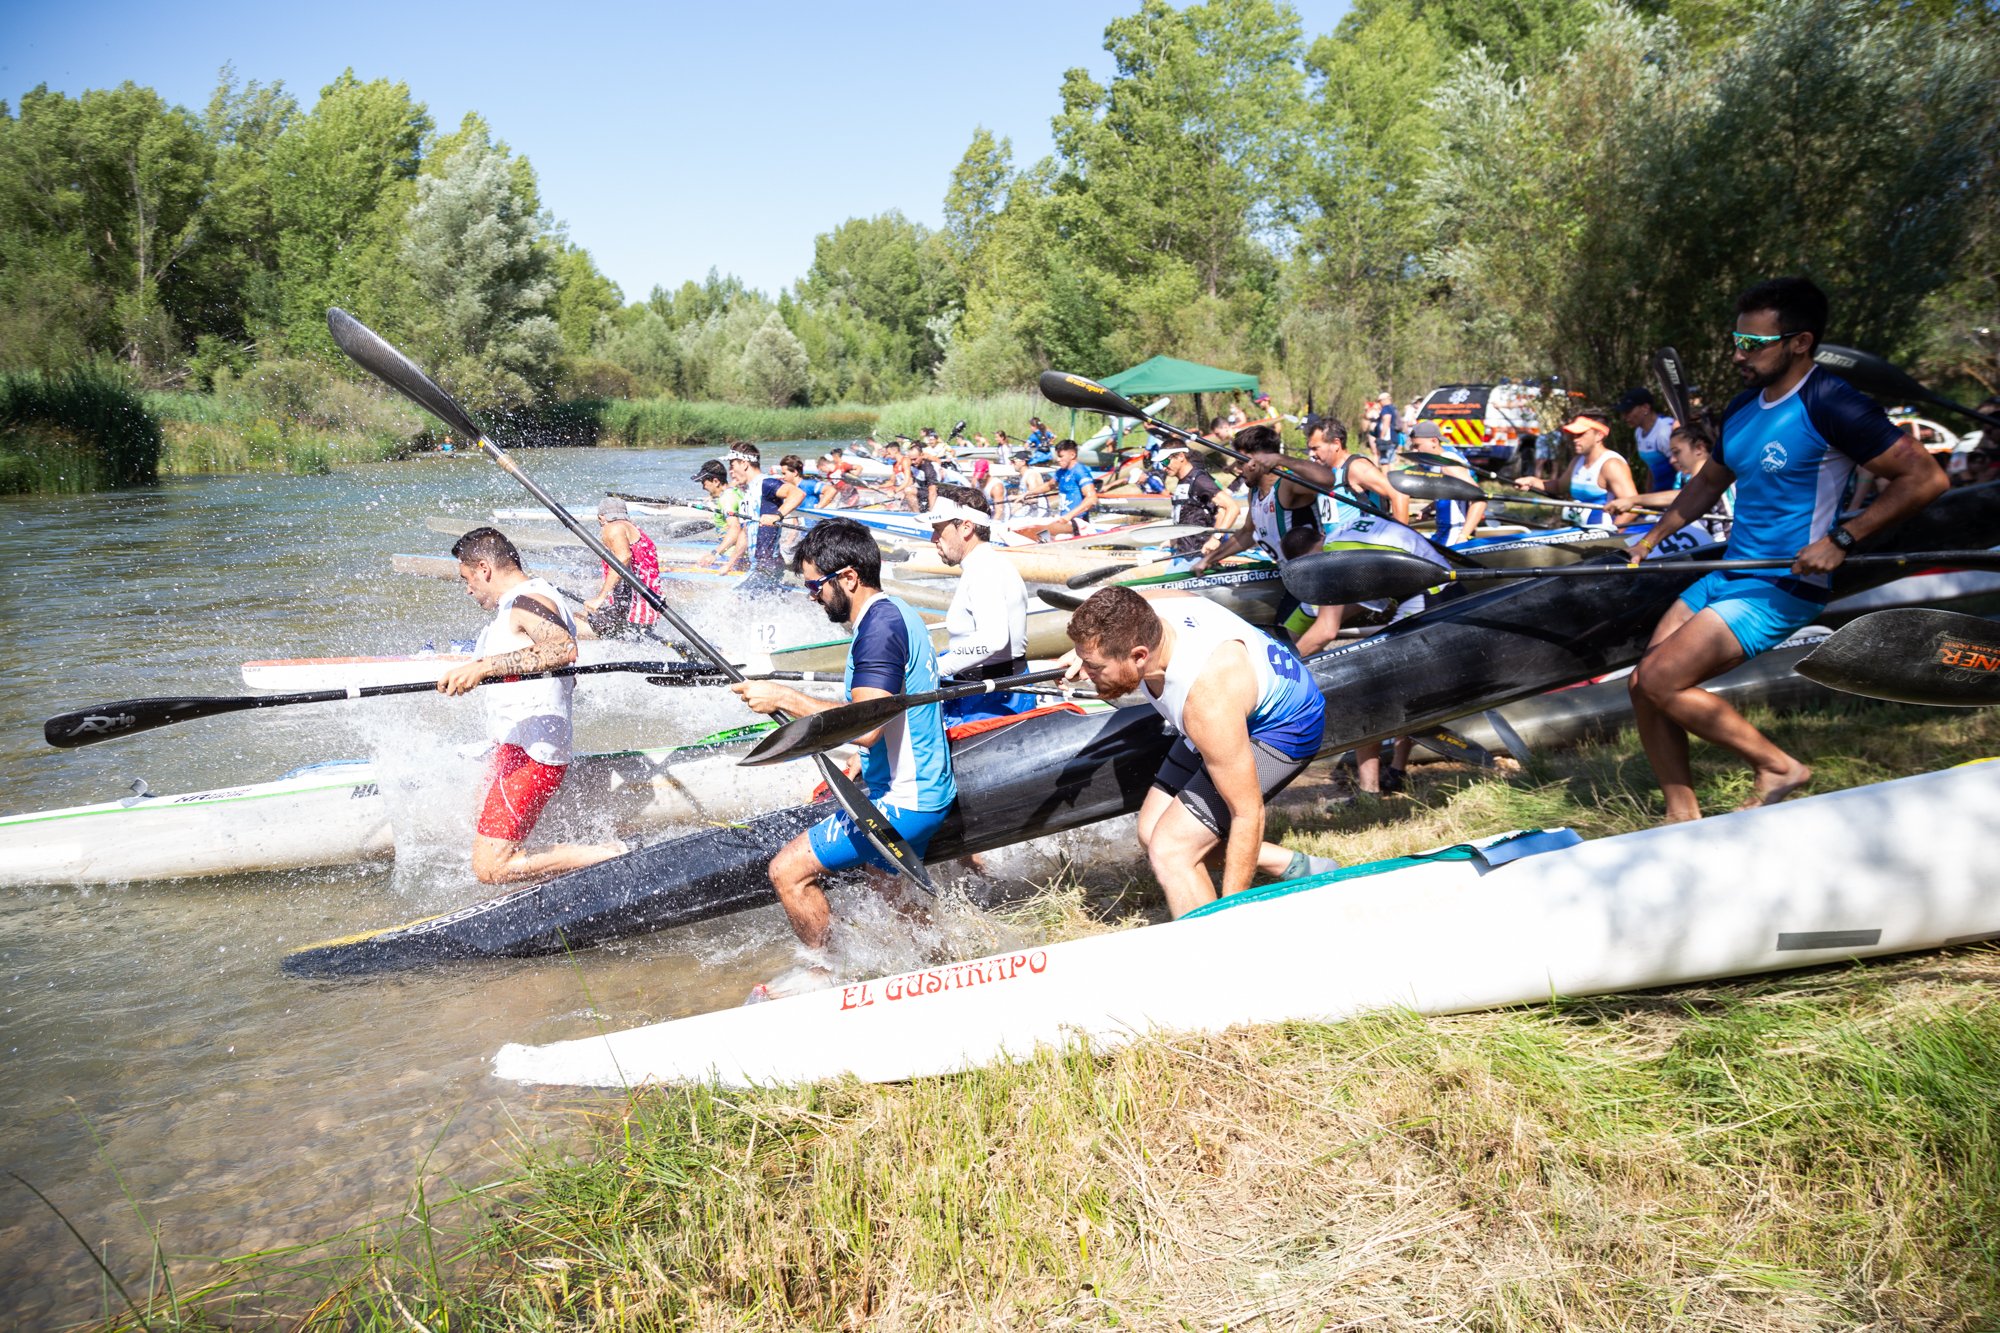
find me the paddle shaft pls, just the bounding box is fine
[45,660,699,748]
[1429,551,2000,585]
[744,668,1071,764]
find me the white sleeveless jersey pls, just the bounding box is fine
[1144,597,1324,759]
[1248,482,1303,563]
[475,577,577,764]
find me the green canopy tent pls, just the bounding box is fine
[1098,355,1259,441]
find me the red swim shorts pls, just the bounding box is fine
[476,743,567,841]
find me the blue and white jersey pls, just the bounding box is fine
[1717,367,1904,592]
[1312,456,1372,535]
[846,594,957,811]
[1053,462,1095,514]
[1147,597,1326,761]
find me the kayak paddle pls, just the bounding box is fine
[1816,346,2000,433]
[45,661,720,748]
[739,668,1072,766]
[1795,608,2000,708]
[1282,546,2000,607]
[327,308,940,899]
[1650,346,1696,427]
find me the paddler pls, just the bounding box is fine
[729,518,957,982]
[926,484,1034,722]
[1280,412,1449,797]
[1404,420,1487,543]
[1625,275,1947,820]
[1158,435,1241,561]
[438,528,625,884]
[1012,438,1101,541]
[1604,421,1733,537]
[733,443,806,577]
[691,459,749,569]
[1189,424,1318,586]
[1062,586,1337,916]
[581,496,663,639]
[1512,410,1639,526]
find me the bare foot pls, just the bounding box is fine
[1743,762,1812,810]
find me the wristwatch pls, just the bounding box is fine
[1829,525,1857,551]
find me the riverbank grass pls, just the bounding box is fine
[0,367,161,494]
[90,700,2000,1329]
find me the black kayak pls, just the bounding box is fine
[284,483,2000,977]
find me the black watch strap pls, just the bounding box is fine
[1830,524,1857,551]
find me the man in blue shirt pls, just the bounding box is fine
[1013,439,1101,540]
[1026,417,1056,465]
[1626,276,1946,821]
[731,519,957,971]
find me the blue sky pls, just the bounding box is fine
[3,0,1352,302]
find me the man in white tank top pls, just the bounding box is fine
[1063,587,1337,917]
[438,528,625,884]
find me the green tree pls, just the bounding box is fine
[267,70,430,355]
[738,308,812,406]
[549,241,622,356]
[942,127,1013,261]
[399,137,561,409]
[1286,0,1449,405]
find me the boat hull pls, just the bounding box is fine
[2,730,832,888]
[285,484,2000,975]
[494,762,2000,1088]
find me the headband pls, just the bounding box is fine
[728,451,760,466]
[1154,442,1190,458]
[921,500,993,530]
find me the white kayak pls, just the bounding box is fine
[494,760,2000,1089]
[0,726,840,888]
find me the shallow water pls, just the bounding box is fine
[0,447,1130,1327]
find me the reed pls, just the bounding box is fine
[0,366,161,494]
[589,398,877,448]
[83,701,2000,1330]
[868,391,1046,444]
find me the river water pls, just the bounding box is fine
[0,447,1131,1327]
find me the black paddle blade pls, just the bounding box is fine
[1039,587,1087,611]
[1817,345,2000,432]
[1389,470,1484,503]
[1282,548,1453,607]
[740,694,911,766]
[1814,344,1930,403]
[814,758,936,897]
[1796,608,2000,708]
[45,696,262,748]
[1038,370,1148,421]
[1066,561,1138,589]
[1650,346,1694,426]
[328,308,485,443]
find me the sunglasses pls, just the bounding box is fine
[1730,330,1802,352]
[803,565,850,597]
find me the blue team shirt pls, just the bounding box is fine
[1053,462,1095,513]
[1717,368,1903,593]
[846,594,957,811]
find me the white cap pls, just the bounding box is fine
[921,500,993,530]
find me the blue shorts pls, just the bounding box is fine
[808,801,951,875]
[1678,571,1822,658]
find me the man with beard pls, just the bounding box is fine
[729,519,956,981]
[1063,586,1337,917]
[1626,276,1946,820]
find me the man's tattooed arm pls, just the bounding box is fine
[483,597,577,677]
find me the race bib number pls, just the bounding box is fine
[1640,526,1718,559]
